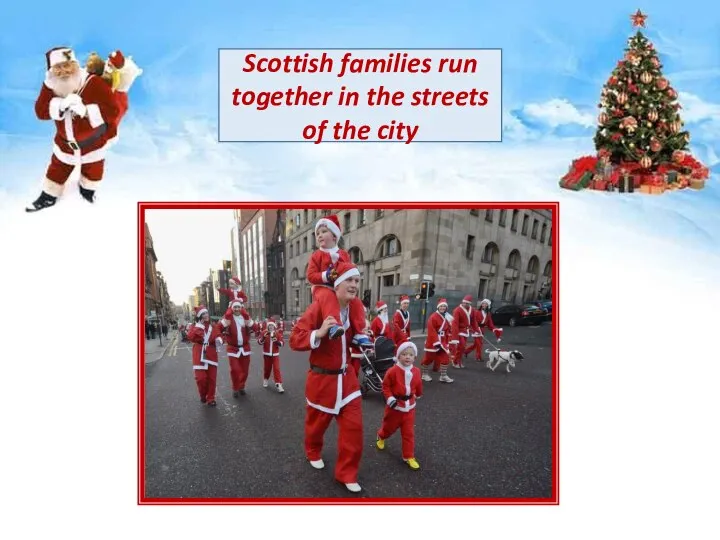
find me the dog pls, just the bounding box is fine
[485,349,524,372]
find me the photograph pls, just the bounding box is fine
[139,203,558,502]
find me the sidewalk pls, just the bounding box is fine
[144,330,177,364]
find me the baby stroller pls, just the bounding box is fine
[359,336,396,398]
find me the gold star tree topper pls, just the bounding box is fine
[631,9,648,27]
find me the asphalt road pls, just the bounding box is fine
[143,322,554,500]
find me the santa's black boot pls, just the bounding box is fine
[79,184,96,203]
[25,191,57,213]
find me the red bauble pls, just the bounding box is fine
[650,58,660,67]
[667,88,678,99]
[672,150,685,164]
[656,78,669,90]
[650,138,661,152]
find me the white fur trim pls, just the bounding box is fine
[49,97,65,121]
[334,267,360,288]
[220,318,230,328]
[86,103,104,128]
[230,300,243,308]
[481,298,491,306]
[192,364,208,371]
[396,341,417,358]
[52,143,106,165]
[48,48,76,68]
[386,397,395,406]
[315,218,341,240]
[436,302,448,309]
[79,176,101,191]
[43,177,65,197]
[195,309,208,319]
[203,359,219,367]
[310,330,321,349]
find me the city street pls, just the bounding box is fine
[143,322,554,500]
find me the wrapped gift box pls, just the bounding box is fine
[690,178,705,190]
[639,184,652,194]
[649,185,665,194]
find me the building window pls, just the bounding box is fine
[481,243,494,263]
[344,212,351,232]
[396,273,400,285]
[499,210,507,227]
[548,227,552,246]
[508,250,520,269]
[295,214,300,228]
[522,214,529,236]
[311,234,316,250]
[375,209,384,219]
[532,219,539,239]
[541,223,547,243]
[383,274,394,287]
[348,247,363,264]
[485,209,493,222]
[294,289,299,307]
[313,209,317,220]
[304,209,309,225]
[511,210,519,232]
[303,237,308,252]
[502,282,511,301]
[357,209,367,227]
[478,278,488,299]
[296,241,300,255]
[470,209,479,216]
[465,235,475,260]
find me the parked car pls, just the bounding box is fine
[491,303,548,327]
[531,300,552,321]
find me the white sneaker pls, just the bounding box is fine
[309,459,325,469]
[276,383,284,393]
[421,374,432,382]
[439,375,454,383]
[263,379,269,388]
[345,482,362,493]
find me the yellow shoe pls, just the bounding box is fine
[405,457,420,470]
[376,436,385,450]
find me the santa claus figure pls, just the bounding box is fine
[420,298,454,383]
[257,318,285,393]
[186,305,223,407]
[392,295,412,346]
[28,47,120,212]
[218,277,249,308]
[465,299,503,361]
[370,300,394,342]
[217,299,255,397]
[449,295,480,369]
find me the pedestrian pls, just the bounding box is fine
[145,319,151,339]
[307,214,372,347]
[162,323,168,338]
[465,299,504,361]
[420,298,454,383]
[370,300,394,342]
[449,295,479,369]
[392,295,412,346]
[187,305,223,407]
[150,322,157,339]
[290,261,364,493]
[217,298,255,397]
[375,339,423,470]
[258,318,285,393]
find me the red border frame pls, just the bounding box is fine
[138,201,559,505]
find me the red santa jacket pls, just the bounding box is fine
[187,321,222,369]
[474,309,498,333]
[217,309,254,357]
[289,301,361,414]
[35,71,119,159]
[258,328,284,356]
[451,304,479,342]
[371,315,393,341]
[382,363,423,413]
[424,311,451,353]
[307,248,350,287]
[392,309,411,345]
[217,287,249,306]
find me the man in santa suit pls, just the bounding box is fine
[392,295,412,346]
[290,261,364,493]
[449,295,480,369]
[370,301,394,343]
[465,299,504,361]
[186,305,223,407]
[420,298,454,383]
[258,318,285,393]
[27,46,120,212]
[216,298,255,397]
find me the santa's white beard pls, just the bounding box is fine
[379,313,388,324]
[46,69,82,97]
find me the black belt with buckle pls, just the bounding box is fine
[394,394,412,400]
[63,124,107,151]
[310,364,346,375]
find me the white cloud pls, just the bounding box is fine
[521,99,595,128]
[677,91,720,123]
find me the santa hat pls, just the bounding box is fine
[436,298,448,309]
[480,298,492,307]
[46,47,77,70]
[315,214,342,241]
[194,305,208,318]
[266,318,277,328]
[230,298,244,309]
[396,340,418,358]
[107,50,125,70]
[229,276,241,287]
[462,295,473,304]
[333,261,360,288]
[375,300,387,312]
[399,295,410,303]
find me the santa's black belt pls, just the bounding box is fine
[310,365,346,375]
[393,394,412,400]
[63,124,107,151]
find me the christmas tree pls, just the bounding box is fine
[560,10,709,194]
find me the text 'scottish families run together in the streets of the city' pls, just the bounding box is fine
[185,214,510,494]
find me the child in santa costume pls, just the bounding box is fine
[257,318,285,393]
[290,261,364,493]
[308,214,372,348]
[376,339,423,470]
[392,295,412,346]
[187,305,223,407]
[449,295,480,369]
[465,299,503,361]
[217,277,251,313]
[216,299,255,397]
[370,301,394,342]
[420,298,454,383]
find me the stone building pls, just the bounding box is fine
[236,209,279,319]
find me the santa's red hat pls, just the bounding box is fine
[462,295,473,304]
[436,298,448,309]
[375,300,387,311]
[229,276,241,287]
[107,50,125,69]
[46,47,77,70]
[315,214,342,241]
[399,295,410,303]
[194,305,208,318]
[266,318,277,328]
[396,339,418,358]
[333,261,360,288]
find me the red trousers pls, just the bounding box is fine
[305,398,363,484]
[313,286,366,337]
[229,355,251,391]
[421,350,449,371]
[465,335,483,360]
[349,357,361,377]
[263,354,282,383]
[378,407,416,459]
[46,154,104,184]
[450,336,469,364]
[193,365,217,402]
